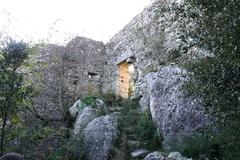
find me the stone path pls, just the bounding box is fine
[109,102,149,160]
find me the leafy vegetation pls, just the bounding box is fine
[170,127,240,160]
[0,40,32,156]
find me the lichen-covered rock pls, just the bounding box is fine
[144,151,165,160]
[144,65,210,147]
[167,152,192,160]
[64,37,106,98]
[84,115,118,160]
[69,99,87,117]
[144,151,192,160]
[73,107,96,136]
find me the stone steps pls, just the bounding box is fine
[110,103,149,160]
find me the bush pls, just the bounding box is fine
[101,91,120,107]
[170,127,240,160]
[4,125,87,160]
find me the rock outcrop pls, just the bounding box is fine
[73,107,96,136]
[69,99,88,118]
[144,151,192,160]
[144,151,165,160]
[64,37,106,98]
[84,115,118,160]
[141,65,210,147]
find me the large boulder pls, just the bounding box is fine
[69,99,87,117]
[84,115,118,160]
[167,152,192,160]
[73,107,96,136]
[140,65,210,147]
[144,151,192,160]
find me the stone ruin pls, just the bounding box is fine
[33,0,211,146]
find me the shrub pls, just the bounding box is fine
[169,127,240,160]
[101,91,120,107]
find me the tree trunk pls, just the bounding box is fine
[0,114,7,156]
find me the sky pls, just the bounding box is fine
[0,0,151,44]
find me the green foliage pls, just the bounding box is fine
[45,138,86,160]
[5,125,86,160]
[161,0,240,127]
[137,110,162,150]
[0,40,32,155]
[81,95,107,116]
[162,0,240,159]
[101,91,120,107]
[178,0,240,128]
[81,95,97,107]
[170,127,240,160]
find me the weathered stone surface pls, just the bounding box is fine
[167,152,192,160]
[144,65,210,147]
[73,107,96,136]
[144,151,165,160]
[84,115,118,160]
[31,44,66,123]
[69,99,91,118]
[64,36,106,98]
[144,151,192,160]
[31,37,106,124]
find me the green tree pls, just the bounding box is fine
[163,0,240,159]
[184,0,240,129]
[0,40,31,156]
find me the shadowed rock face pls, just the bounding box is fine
[73,107,96,136]
[0,153,24,160]
[142,65,210,147]
[84,115,118,160]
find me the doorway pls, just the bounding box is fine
[118,62,134,98]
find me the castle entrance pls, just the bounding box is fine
[117,61,134,98]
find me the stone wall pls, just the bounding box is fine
[32,37,106,123]
[31,44,66,122]
[64,37,106,98]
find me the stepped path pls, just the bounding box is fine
[109,100,149,160]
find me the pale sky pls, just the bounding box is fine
[0,0,151,44]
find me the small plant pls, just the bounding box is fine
[81,95,97,107]
[101,91,120,107]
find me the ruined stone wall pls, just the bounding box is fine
[32,44,66,122]
[32,37,106,123]
[64,37,106,98]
